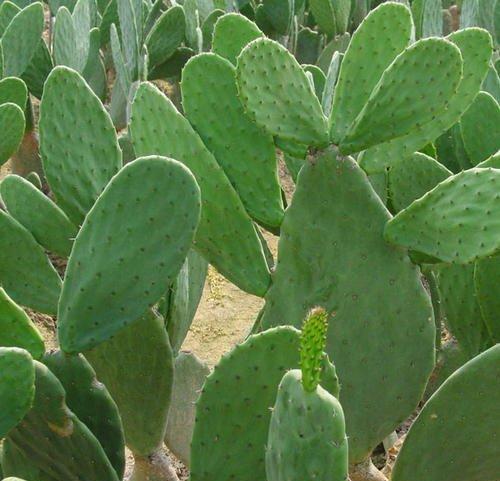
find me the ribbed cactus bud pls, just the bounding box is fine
[300,307,328,392]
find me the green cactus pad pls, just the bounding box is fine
[212,13,262,65]
[0,1,20,34]
[1,2,44,76]
[164,351,210,466]
[0,288,44,359]
[21,39,53,100]
[329,2,412,143]
[117,0,140,80]
[266,370,348,481]
[85,310,174,456]
[2,361,119,481]
[260,0,292,35]
[460,91,500,165]
[385,168,500,263]
[236,38,329,146]
[58,156,200,353]
[130,82,271,297]
[0,103,25,166]
[388,153,452,212]
[53,7,85,71]
[0,77,27,108]
[190,326,340,481]
[260,151,435,463]
[474,256,500,342]
[392,344,500,481]
[340,38,463,155]
[39,66,122,226]
[412,0,443,38]
[1,175,78,257]
[359,28,493,173]
[0,211,61,315]
[182,53,284,229]
[0,347,35,438]
[43,351,125,478]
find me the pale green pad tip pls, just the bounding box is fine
[85,311,174,456]
[190,326,340,481]
[0,210,62,315]
[0,347,35,438]
[58,156,201,354]
[212,13,263,65]
[130,82,271,297]
[182,53,284,229]
[0,103,25,166]
[340,38,464,155]
[1,174,78,257]
[474,256,500,342]
[385,168,500,263]
[0,288,45,359]
[260,151,435,462]
[2,361,120,481]
[236,38,329,146]
[329,1,412,143]
[39,66,122,226]
[266,370,348,481]
[392,345,500,481]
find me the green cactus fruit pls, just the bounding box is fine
[85,310,174,456]
[435,263,492,357]
[266,370,348,481]
[212,13,264,65]
[0,288,44,359]
[1,2,44,76]
[260,0,293,35]
[58,156,200,353]
[388,153,452,212]
[0,77,27,109]
[165,249,208,354]
[2,361,119,481]
[412,0,443,38]
[0,347,35,438]
[145,5,185,68]
[236,38,329,147]
[0,211,61,315]
[190,326,340,481]
[359,28,493,173]
[130,82,271,297]
[260,151,435,463]
[43,351,125,478]
[340,38,463,155]
[182,53,284,229]
[303,64,326,102]
[21,39,53,100]
[392,344,500,481]
[0,103,24,166]
[385,168,500,263]
[460,91,500,165]
[39,67,121,226]
[0,175,78,257]
[474,256,500,342]
[164,351,210,466]
[329,2,412,143]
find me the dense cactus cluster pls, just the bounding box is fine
[0,0,499,481]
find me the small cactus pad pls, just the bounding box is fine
[388,153,452,212]
[0,347,35,438]
[164,351,210,466]
[358,28,493,173]
[130,82,271,297]
[260,0,293,35]
[474,256,500,342]
[0,103,25,166]
[2,361,120,481]
[236,38,329,146]
[329,2,412,143]
[340,38,463,155]
[300,307,328,392]
[413,0,443,38]
[58,156,200,353]
[39,67,121,226]
[260,151,435,463]
[385,168,500,263]
[460,91,500,165]
[1,175,78,257]
[0,288,44,359]
[53,7,85,72]
[0,210,62,315]
[85,310,174,456]
[182,53,284,229]
[392,344,500,481]
[266,370,348,481]
[0,77,27,108]
[212,13,263,65]
[190,326,340,481]
[308,0,337,36]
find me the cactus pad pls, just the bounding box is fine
[474,256,500,342]
[0,77,27,108]
[0,103,25,166]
